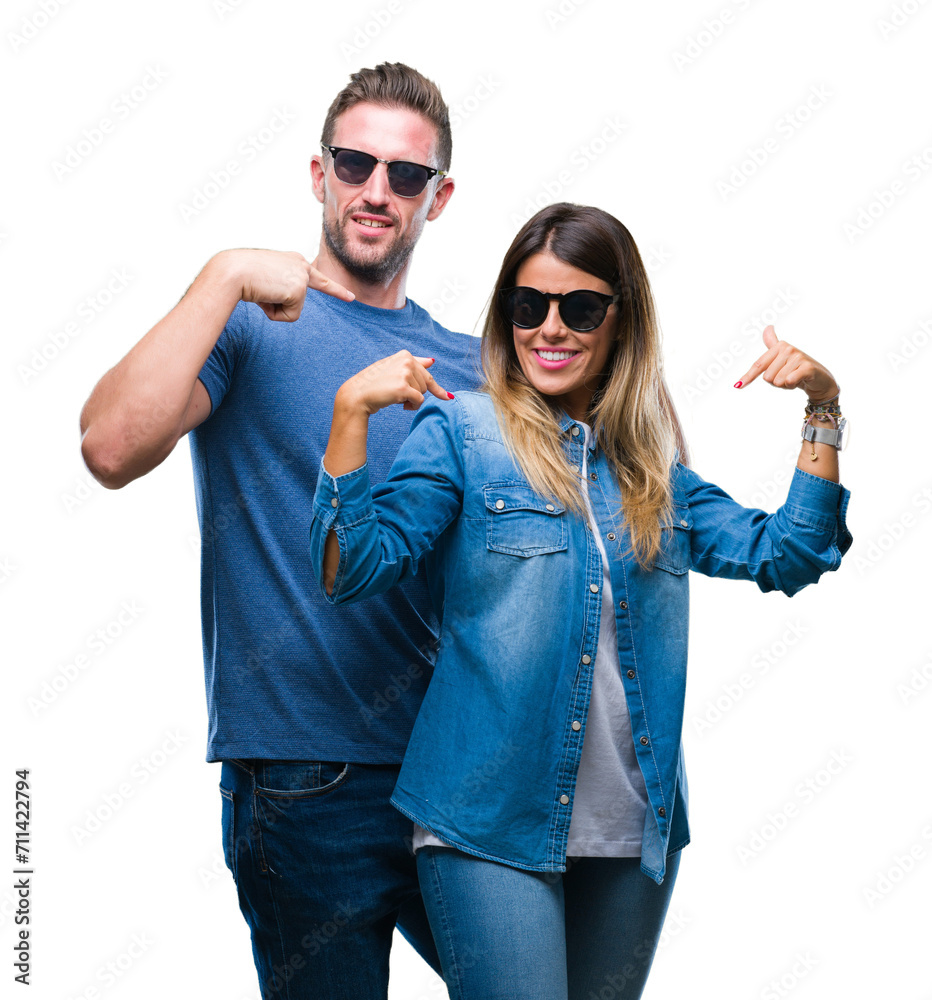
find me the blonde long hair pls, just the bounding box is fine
[481,203,690,569]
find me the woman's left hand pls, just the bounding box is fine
[735,325,839,403]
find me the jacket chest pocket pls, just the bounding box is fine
[484,484,567,557]
[652,504,692,575]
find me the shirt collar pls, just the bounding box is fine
[559,412,599,456]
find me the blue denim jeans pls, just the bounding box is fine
[416,845,681,1000]
[219,759,440,999]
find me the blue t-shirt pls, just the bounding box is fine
[189,289,481,763]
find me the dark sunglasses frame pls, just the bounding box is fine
[500,286,620,333]
[321,145,447,198]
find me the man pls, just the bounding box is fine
[79,63,479,998]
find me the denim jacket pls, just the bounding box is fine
[309,390,852,884]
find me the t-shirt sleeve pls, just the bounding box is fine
[196,299,252,415]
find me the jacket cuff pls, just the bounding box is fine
[312,459,373,529]
[783,466,853,555]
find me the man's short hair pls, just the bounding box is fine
[321,62,452,172]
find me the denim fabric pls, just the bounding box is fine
[416,846,681,1000]
[219,759,441,999]
[309,390,852,884]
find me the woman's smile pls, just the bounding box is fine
[533,348,580,369]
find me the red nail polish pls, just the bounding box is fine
[734,381,743,388]
[447,392,455,400]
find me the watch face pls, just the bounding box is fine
[837,417,848,452]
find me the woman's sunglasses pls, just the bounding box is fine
[501,286,619,333]
[321,145,447,199]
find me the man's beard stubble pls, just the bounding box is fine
[322,206,421,285]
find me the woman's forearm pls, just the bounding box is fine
[321,391,370,593]
[323,389,371,477]
[795,409,840,482]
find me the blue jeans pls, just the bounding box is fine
[219,759,441,999]
[416,846,681,1000]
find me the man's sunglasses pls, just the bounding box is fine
[321,145,447,198]
[501,286,619,333]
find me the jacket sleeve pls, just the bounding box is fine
[678,463,852,596]
[309,398,465,605]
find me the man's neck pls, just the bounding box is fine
[312,242,409,311]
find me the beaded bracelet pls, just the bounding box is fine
[805,385,841,416]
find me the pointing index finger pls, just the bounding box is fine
[413,357,454,401]
[305,262,355,302]
[735,345,779,388]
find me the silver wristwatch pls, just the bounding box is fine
[801,417,846,450]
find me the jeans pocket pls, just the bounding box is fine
[219,783,237,881]
[254,760,350,799]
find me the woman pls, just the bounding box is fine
[309,202,851,999]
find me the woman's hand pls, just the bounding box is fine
[323,352,453,480]
[734,326,839,402]
[735,325,841,482]
[336,351,453,416]
[321,352,454,594]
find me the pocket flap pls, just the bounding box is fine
[484,484,565,516]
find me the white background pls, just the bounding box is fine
[3,0,931,997]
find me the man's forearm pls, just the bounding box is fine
[79,252,242,488]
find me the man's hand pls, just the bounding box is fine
[220,248,355,322]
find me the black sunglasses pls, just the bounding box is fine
[321,145,447,198]
[501,286,619,333]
